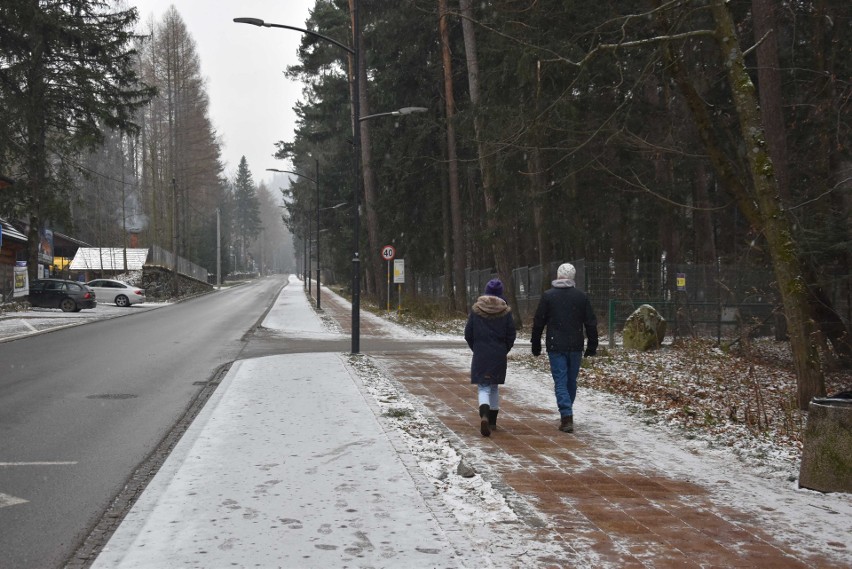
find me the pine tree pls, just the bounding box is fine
[232,157,262,272]
[0,0,154,280]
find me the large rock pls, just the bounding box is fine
[798,397,852,493]
[623,304,666,351]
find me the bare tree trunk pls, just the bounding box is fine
[26,121,46,284]
[438,0,466,312]
[458,0,521,328]
[358,52,382,300]
[752,0,791,203]
[530,147,547,273]
[25,34,48,283]
[440,137,453,306]
[692,161,717,264]
[348,0,382,300]
[710,0,824,408]
[531,61,548,279]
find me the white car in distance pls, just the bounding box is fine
[86,279,146,307]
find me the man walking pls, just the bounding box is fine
[531,263,598,433]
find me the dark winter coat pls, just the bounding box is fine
[531,281,599,354]
[464,295,517,385]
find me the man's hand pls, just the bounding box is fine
[532,342,541,357]
[584,347,596,357]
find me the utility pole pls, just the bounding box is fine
[315,158,321,309]
[216,207,221,288]
[172,177,179,297]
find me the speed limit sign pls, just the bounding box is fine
[381,245,396,261]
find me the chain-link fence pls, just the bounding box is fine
[414,260,785,341]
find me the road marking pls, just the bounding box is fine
[18,319,38,332]
[0,463,78,509]
[0,493,28,509]
[0,461,78,466]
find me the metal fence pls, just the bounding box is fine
[146,244,209,283]
[414,260,786,340]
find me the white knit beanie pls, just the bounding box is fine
[557,263,576,280]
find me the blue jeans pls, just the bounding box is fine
[548,351,582,417]
[478,384,499,409]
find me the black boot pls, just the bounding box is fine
[488,409,499,430]
[479,404,491,437]
[559,415,574,433]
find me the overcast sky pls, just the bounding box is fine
[130,0,316,187]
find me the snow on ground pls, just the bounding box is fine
[0,303,171,341]
[344,350,572,565]
[332,297,852,564]
[3,283,849,564]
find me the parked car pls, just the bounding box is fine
[28,279,97,312]
[86,279,146,307]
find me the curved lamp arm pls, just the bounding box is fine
[359,106,428,122]
[234,18,354,55]
[266,168,316,184]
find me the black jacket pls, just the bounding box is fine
[464,295,517,384]
[531,283,598,353]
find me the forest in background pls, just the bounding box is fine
[277,0,849,406]
[0,1,848,406]
[0,2,293,280]
[282,0,847,309]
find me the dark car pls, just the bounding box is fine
[28,278,97,312]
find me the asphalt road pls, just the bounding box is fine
[0,276,287,569]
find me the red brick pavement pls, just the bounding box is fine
[315,290,836,568]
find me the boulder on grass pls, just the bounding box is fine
[623,304,666,351]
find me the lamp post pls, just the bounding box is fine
[216,207,221,288]
[302,213,311,292]
[239,13,362,353]
[238,13,427,352]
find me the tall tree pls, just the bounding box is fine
[438,0,466,311]
[137,7,224,268]
[232,156,261,272]
[648,0,827,406]
[348,0,386,300]
[0,0,154,281]
[73,129,141,249]
[273,0,848,384]
[751,0,790,204]
[458,0,521,327]
[710,0,824,406]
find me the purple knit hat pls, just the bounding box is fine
[484,279,504,297]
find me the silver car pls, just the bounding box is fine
[86,279,146,307]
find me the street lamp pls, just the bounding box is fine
[305,217,310,290]
[359,107,428,122]
[239,12,362,353]
[239,12,427,352]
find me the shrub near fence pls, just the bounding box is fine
[417,260,784,341]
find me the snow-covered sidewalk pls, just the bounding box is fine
[316,283,852,568]
[91,277,469,568]
[89,275,852,568]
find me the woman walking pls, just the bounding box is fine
[464,279,517,436]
